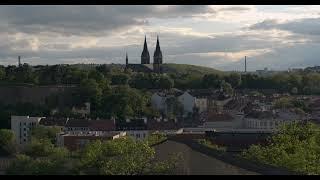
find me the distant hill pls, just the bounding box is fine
[162,63,224,76]
[69,63,224,75]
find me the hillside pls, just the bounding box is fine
[70,63,224,75]
[162,63,224,76]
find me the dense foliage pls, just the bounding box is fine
[1,63,320,129]
[0,129,16,156]
[198,139,226,152]
[145,133,168,146]
[242,122,320,175]
[77,138,181,175]
[6,126,180,175]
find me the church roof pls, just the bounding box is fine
[126,64,154,73]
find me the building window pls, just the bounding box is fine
[24,122,26,125]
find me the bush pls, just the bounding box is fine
[242,122,320,175]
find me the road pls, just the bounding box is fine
[154,140,259,175]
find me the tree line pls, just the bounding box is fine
[0,127,181,175]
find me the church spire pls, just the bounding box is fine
[155,35,160,52]
[141,35,150,64]
[153,35,162,64]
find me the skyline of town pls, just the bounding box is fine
[1,5,320,71]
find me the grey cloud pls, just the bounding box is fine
[218,42,320,71]
[219,6,251,12]
[0,30,290,70]
[250,18,320,36]
[0,5,213,36]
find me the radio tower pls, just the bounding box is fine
[244,56,247,73]
[18,56,21,66]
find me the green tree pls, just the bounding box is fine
[158,76,174,89]
[202,74,223,88]
[0,129,16,155]
[242,122,320,175]
[31,126,62,144]
[111,74,129,85]
[225,73,241,88]
[6,152,71,175]
[24,138,68,158]
[221,81,233,96]
[77,138,179,175]
[77,78,102,105]
[99,86,148,119]
[0,66,5,80]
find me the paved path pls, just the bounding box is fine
[154,140,259,175]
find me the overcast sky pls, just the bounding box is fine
[1,5,320,71]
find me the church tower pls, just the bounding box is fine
[141,35,150,64]
[153,35,163,73]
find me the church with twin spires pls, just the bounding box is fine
[125,35,163,74]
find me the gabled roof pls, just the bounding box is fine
[155,89,184,97]
[88,120,115,131]
[116,118,147,130]
[39,117,68,126]
[65,118,90,128]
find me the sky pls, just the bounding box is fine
[1,5,320,71]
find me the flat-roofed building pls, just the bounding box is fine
[11,116,45,146]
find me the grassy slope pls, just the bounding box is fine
[68,63,225,76]
[162,63,224,76]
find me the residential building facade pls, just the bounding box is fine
[11,116,45,146]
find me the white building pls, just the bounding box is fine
[151,92,169,113]
[11,116,45,146]
[150,90,184,116]
[178,91,208,114]
[244,110,306,130]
